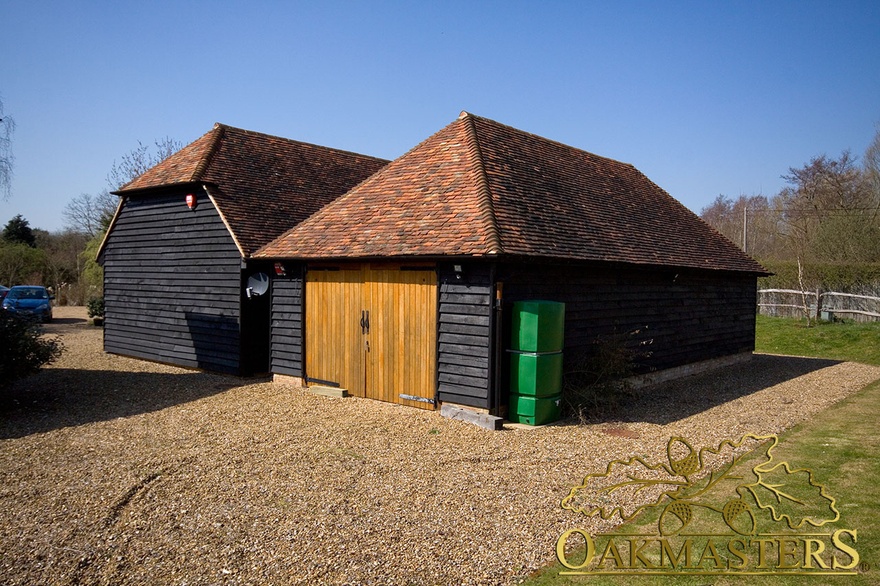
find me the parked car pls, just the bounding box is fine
[0,285,9,302]
[2,285,54,322]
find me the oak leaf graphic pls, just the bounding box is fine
[741,461,840,529]
[562,434,839,534]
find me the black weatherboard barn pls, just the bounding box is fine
[102,113,768,418]
[97,124,387,375]
[256,112,770,414]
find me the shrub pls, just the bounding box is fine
[0,311,64,388]
[87,297,105,319]
[561,328,651,422]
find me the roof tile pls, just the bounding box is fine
[116,124,387,256]
[257,113,766,274]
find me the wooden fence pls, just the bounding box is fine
[757,289,880,322]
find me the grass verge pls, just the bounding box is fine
[526,379,879,584]
[525,317,880,584]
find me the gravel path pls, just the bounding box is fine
[2,307,878,585]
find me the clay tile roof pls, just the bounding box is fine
[257,113,767,274]
[115,124,388,256]
[257,113,501,259]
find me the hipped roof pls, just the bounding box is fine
[114,124,388,256]
[257,112,767,275]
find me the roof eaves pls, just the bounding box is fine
[460,111,503,255]
[110,181,203,197]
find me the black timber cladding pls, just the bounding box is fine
[437,263,493,408]
[499,263,757,375]
[270,265,304,377]
[102,189,244,374]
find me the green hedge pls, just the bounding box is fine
[758,261,880,294]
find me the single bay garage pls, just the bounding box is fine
[258,112,769,413]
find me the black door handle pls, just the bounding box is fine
[360,310,366,334]
[365,310,370,333]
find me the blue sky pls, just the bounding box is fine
[2,1,879,232]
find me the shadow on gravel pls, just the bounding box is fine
[45,316,89,328]
[0,368,253,439]
[559,354,842,426]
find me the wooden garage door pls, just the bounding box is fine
[305,264,437,409]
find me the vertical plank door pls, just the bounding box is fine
[305,264,437,409]
[365,266,437,409]
[305,267,366,397]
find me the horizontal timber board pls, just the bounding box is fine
[439,292,492,305]
[271,312,302,323]
[438,342,489,359]
[439,371,490,388]
[269,339,302,352]
[104,339,239,370]
[438,363,488,379]
[101,261,240,273]
[439,302,492,316]
[438,333,490,348]
[440,283,493,295]
[105,327,240,351]
[106,301,239,317]
[271,364,301,377]
[106,317,241,337]
[438,384,489,401]
[104,275,241,287]
[439,322,490,337]
[438,312,491,327]
[437,353,489,369]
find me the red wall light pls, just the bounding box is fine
[185,193,197,209]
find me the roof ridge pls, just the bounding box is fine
[460,112,503,255]
[211,123,390,164]
[463,111,637,169]
[190,123,226,182]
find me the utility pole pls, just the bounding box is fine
[742,205,748,253]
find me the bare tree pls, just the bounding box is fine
[778,151,878,263]
[35,229,90,304]
[106,137,182,190]
[64,137,183,235]
[865,125,880,203]
[0,97,14,201]
[66,136,183,299]
[62,190,118,237]
[700,193,782,259]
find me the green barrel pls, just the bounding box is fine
[509,350,563,397]
[508,394,562,426]
[510,300,565,353]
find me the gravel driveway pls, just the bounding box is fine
[2,307,878,585]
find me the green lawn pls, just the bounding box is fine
[524,317,880,584]
[755,315,880,366]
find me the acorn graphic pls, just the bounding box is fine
[667,438,700,477]
[722,498,757,535]
[659,501,693,535]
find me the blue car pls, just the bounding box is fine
[2,285,54,322]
